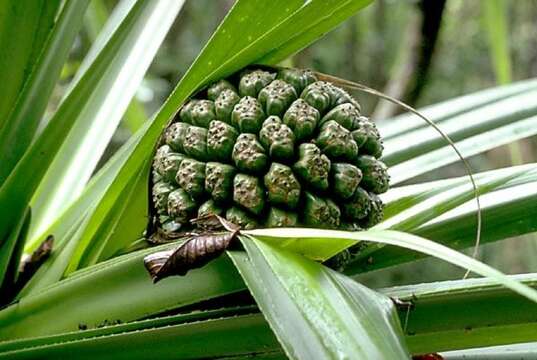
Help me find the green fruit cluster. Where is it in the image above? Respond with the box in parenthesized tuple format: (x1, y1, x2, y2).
(151, 68, 389, 235)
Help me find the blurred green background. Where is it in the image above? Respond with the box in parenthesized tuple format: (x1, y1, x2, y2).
(56, 0, 537, 288)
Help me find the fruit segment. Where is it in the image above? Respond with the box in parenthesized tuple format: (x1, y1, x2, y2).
(151, 67, 389, 235)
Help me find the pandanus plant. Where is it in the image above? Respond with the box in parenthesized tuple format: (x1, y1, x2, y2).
(1, 1, 537, 359)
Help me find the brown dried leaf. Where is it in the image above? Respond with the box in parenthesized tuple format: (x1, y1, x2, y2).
(144, 230, 238, 282)
(143, 249, 176, 280)
(16, 235, 54, 288)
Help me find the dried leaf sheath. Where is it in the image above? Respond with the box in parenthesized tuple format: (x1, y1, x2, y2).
(16, 235, 54, 289)
(144, 231, 238, 282)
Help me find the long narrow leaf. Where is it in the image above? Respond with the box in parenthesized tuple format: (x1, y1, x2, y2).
(382, 89, 537, 166)
(389, 115, 537, 184)
(418, 183, 537, 246)
(0, 0, 156, 247)
(28, 0, 182, 243)
(377, 78, 537, 139)
(5, 272, 537, 356)
(0, 241, 243, 341)
(379, 164, 534, 231)
(357, 165, 537, 271)
(257, 1, 374, 65)
(443, 343, 537, 360)
(78, 165, 148, 267)
(82, 0, 148, 134)
(230, 239, 410, 359)
(383, 273, 537, 353)
(0, 315, 278, 360)
(0, 0, 88, 184)
(0, 306, 258, 354)
(76, 0, 136, 82)
(25, 125, 146, 253)
(0, 0, 62, 134)
(245, 228, 537, 303)
(350, 184, 537, 273)
(383, 163, 537, 219)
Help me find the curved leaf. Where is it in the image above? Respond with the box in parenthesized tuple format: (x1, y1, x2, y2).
(377, 78, 537, 139)
(354, 182, 537, 273)
(382, 89, 537, 166)
(379, 164, 534, 231)
(0, 0, 62, 135)
(384, 273, 537, 353)
(0, 315, 278, 360)
(25, 126, 145, 254)
(383, 163, 537, 220)
(0, 242, 243, 341)
(0, 0, 87, 184)
(28, 0, 183, 244)
(230, 239, 410, 359)
(245, 228, 537, 303)
(0, 0, 178, 249)
(389, 115, 537, 184)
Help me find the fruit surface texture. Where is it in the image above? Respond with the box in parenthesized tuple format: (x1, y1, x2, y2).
(151, 68, 389, 235)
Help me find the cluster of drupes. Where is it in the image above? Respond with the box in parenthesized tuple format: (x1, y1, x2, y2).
(151, 68, 389, 235)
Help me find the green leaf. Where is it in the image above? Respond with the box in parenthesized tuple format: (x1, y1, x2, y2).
(383, 273, 537, 353)
(418, 182, 537, 245)
(83, 0, 109, 40)
(377, 78, 537, 140)
(383, 163, 537, 220)
(256, 0, 374, 65)
(379, 163, 534, 232)
(443, 343, 537, 359)
(382, 88, 537, 167)
(83, 0, 148, 134)
(389, 115, 537, 184)
(352, 184, 537, 274)
(0, 306, 260, 354)
(230, 238, 410, 359)
(0, 242, 244, 341)
(0, 0, 88, 184)
(25, 127, 145, 254)
(20, 131, 145, 296)
(483, 0, 512, 85)
(6, 273, 537, 356)
(0, 0, 150, 246)
(241, 229, 351, 261)
(77, 0, 136, 77)
(0, 0, 61, 135)
(246, 228, 537, 304)
(28, 0, 182, 244)
(77, 165, 148, 267)
(64, 157, 152, 273)
(0, 314, 279, 359)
